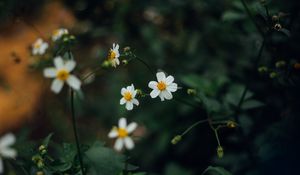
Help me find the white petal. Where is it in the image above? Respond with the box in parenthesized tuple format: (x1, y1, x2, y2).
(66, 75, 81, 90)
(115, 44, 119, 50)
(43, 68, 57, 78)
(167, 83, 178, 92)
(0, 133, 16, 148)
(108, 130, 118, 138)
(159, 93, 165, 101)
(114, 138, 124, 151)
(125, 101, 133, 110)
(156, 72, 166, 82)
(121, 88, 127, 95)
(161, 90, 173, 100)
(65, 60, 76, 72)
(165, 75, 174, 85)
(54, 56, 64, 69)
(120, 98, 126, 105)
(0, 158, 3, 174)
(115, 58, 120, 65)
(1, 148, 17, 158)
(32, 49, 38, 55)
(113, 43, 116, 49)
(51, 79, 64, 94)
(126, 122, 137, 133)
(124, 137, 134, 150)
(119, 118, 127, 128)
(150, 89, 160, 98)
(148, 81, 158, 89)
(132, 98, 139, 106)
(132, 90, 137, 97)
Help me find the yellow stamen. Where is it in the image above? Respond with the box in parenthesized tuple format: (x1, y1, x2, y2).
(157, 81, 166, 91)
(118, 128, 128, 138)
(108, 49, 116, 60)
(56, 69, 69, 81)
(34, 42, 41, 49)
(123, 92, 132, 101)
(53, 30, 60, 37)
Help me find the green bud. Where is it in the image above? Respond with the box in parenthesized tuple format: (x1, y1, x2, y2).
(38, 145, 46, 151)
(102, 60, 111, 68)
(258, 66, 268, 73)
(275, 60, 286, 68)
(37, 159, 44, 168)
(123, 46, 131, 52)
(171, 135, 182, 145)
(36, 171, 44, 175)
(226, 120, 237, 128)
(274, 23, 282, 31)
(32, 155, 41, 163)
(69, 35, 76, 40)
(217, 146, 224, 158)
(136, 89, 143, 96)
(269, 72, 278, 79)
(122, 59, 129, 65)
(187, 89, 197, 96)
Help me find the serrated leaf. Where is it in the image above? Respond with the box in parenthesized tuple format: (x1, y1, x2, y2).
(202, 166, 232, 175)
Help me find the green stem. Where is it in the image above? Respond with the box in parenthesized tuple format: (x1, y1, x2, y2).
(240, 0, 264, 36)
(82, 66, 103, 81)
(70, 90, 85, 175)
(134, 56, 156, 77)
(181, 119, 209, 136)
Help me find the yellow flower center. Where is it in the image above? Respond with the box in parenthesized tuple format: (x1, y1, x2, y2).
(108, 49, 116, 60)
(56, 69, 69, 81)
(123, 92, 132, 101)
(118, 128, 128, 138)
(53, 30, 60, 37)
(34, 42, 41, 49)
(157, 81, 166, 91)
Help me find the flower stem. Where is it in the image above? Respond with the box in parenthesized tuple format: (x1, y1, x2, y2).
(70, 90, 85, 175)
(180, 119, 209, 137)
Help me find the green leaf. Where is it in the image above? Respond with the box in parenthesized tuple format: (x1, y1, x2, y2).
(202, 166, 232, 175)
(42, 133, 54, 147)
(85, 142, 125, 175)
(61, 143, 77, 163)
(222, 11, 245, 21)
(241, 100, 264, 110)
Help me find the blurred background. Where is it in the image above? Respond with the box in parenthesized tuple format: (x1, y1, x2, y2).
(0, 0, 300, 174)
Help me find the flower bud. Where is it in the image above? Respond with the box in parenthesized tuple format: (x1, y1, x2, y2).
(36, 171, 44, 175)
(272, 15, 279, 22)
(275, 61, 286, 68)
(123, 46, 131, 52)
(102, 60, 111, 68)
(122, 59, 129, 65)
(37, 160, 44, 168)
(274, 23, 282, 31)
(269, 72, 278, 79)
(294, 63, 300, 69)
(171, 135, 182, 145)
(226, 120, 237, 128)
(187, 89, 197, 96)
(217, 146, 224, 158)
(258, 66, 268, 73)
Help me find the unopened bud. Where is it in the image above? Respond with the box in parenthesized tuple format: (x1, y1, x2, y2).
(171, 135, 182, 145)
(272, 15, 279, 22)
(102, 60, 111, 68)
(136, 89, 143, 96)
(274, 23, 282, 31)
(36, 171, 44, 175)
(217, 146, 224, 158)
(258, 66, 268, 73)
(275, 61, 286, 68)
(294, 63, 300, 69)
(227, 120, 237, 128)
(123, 46, 131, 52)
(269, 72, 278, 79)
(187, 89, 197, 95)
(37, 160, 44, 168)
(122, 59, 128, 65)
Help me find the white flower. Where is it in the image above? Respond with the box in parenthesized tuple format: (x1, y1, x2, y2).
(32, 38, 49, 55)
(107, 43, 120, 68)
(0, 133, 17, 174)
(148, 72, 178, 101)
(108, 118, 137, 151)
(43, 56, 81, 94)
(120, 84, 139, 110)
(52, 28, 69, 41)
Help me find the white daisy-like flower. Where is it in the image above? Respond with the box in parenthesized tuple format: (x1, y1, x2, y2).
(120, 84, 139, 110)
(0, 133, 17, 174)
(148, 72, 178, 101)
(43, 56, 81, 94)
(107, 43, 120, 68)
(52, 28, 69, 41)
(32, 38, 49, 55)
(108, 118, 137, 151)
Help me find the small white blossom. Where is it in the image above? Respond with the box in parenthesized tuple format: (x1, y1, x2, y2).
(52, 28, 69, 41)
(108, 118, 137, 151)
(148, 72, 178, 101)
(0, 133, 17, 173)
(120, 84, 139, 110)
(43, 56, 81, 94)
(107, 43, 120, 67)
(32, 38, 48, 55)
